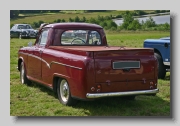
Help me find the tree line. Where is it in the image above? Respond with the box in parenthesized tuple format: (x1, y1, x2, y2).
(10, 10, 170, 31)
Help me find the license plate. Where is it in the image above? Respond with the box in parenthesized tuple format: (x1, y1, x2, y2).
(113, 61, 140, 69)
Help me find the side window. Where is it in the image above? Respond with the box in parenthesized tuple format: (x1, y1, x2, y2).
(88, 31, 101, 45)
(26, 25, 30, 29)
(38, 29, 49, 46)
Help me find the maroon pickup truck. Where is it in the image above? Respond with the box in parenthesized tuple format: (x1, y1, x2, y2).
(17, 22, 159, 106)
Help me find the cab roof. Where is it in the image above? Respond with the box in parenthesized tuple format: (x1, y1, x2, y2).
(44, 22, 103, 29)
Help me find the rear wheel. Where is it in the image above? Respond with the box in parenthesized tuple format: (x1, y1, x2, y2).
(155, 53, 166, 79)
(57, 79, 77, 106)
(20, 62, 31, 85)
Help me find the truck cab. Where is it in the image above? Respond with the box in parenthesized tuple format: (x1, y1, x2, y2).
(144, 37, 170, 79)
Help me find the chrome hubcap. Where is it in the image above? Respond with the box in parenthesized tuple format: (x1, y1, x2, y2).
(60, 80, 69, 102)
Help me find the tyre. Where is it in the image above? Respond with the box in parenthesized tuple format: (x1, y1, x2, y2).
(154, 53, 166, 79)
(19, 33, 22, 39)
(57, 79, 77, 106)
(20, 62, 31, 85)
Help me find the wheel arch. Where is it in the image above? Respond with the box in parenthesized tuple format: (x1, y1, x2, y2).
(18, 57, 24, 71)
(154, 48, 162, 57)
(52, 74, 70, 94)
(18, 57, 28, 75)
(52, 76, 61, 93)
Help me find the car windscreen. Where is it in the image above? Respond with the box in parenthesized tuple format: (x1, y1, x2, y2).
(17, 25, 32, 29)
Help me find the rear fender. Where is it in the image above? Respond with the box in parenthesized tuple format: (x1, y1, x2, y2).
(18, 57, 25, 71)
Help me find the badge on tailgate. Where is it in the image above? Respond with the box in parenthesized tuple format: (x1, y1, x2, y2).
(113, 61, 140, 69)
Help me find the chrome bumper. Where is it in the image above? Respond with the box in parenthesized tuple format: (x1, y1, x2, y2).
(86, 89, 159, 98)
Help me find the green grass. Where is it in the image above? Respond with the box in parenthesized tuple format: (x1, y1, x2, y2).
(106, 31, 170, 47)
(11, 11, 116, 26)
(10, 31, 170, 116)
(10, 10, 159, 27)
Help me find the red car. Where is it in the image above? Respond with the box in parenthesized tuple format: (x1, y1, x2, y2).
(17, 22, 159, 106)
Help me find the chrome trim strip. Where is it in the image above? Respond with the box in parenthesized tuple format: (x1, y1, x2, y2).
(19, 52, 82, 70)
(164, 62, 170, 66)
(28, 54, 50, 68)
(28, 53, 41, 60)
(18, 52, 26, 55)
(50, 61, 82, 70)
(86, 89, 159, 98)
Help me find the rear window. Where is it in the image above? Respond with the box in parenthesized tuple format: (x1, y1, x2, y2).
(61, 30, 102, 46)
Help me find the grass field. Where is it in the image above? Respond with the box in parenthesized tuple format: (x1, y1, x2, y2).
(10, 31, 170, 116)
(11, 10, 158, 27)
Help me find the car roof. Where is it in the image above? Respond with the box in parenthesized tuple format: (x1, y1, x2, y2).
(44, 22, 103, 29)
(15, 24, 31, 26)
(160, 37, 170, 40)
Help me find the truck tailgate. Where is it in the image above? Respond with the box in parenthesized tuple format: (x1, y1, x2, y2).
(93, 48, 156, 83)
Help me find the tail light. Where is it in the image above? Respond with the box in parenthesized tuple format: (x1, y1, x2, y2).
(96, 84, 101, 92)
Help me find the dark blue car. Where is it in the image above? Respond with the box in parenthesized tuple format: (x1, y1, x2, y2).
(144, 37, 170, 79)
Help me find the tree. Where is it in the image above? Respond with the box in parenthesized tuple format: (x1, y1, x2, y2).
(144, 17, 156, 28)
(49, 10, 60, 13)
(32, 22, 39, 28)
(97, 15, 104, 22)
(163, 23, 170, 30)
(81, 17, 86, 22)
(69, 18, 74, 22)
(74, 16, 80, 22)
(127, 19, 141, 30)
(61, 19, 65, 22)
(121, 11, 134, 29)
(88, 17, 97, 24)
(155, 10, 161, 13)
(57, 19, 62, 23)
(134, 10, 147, 16)
(38, 20, 44, 25)
(99, 22, 107, 28)
(106, 20, 117, 29)
(10, 10, 19, 19)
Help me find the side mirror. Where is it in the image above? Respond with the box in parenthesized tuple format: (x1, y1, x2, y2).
(28, 42, 33, 47)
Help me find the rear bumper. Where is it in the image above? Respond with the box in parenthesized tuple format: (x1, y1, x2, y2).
(86, 88, 159, 98)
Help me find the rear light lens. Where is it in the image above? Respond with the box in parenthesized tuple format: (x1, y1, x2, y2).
(91, 84, 102, 92)
(97, 89, 101, 92)
(96, 84, 101, 92)
(91, 87, 95, 91)
(150, 81, 154, 85)
(150, 81, 154, 89)
(97, 84, 101, 89)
